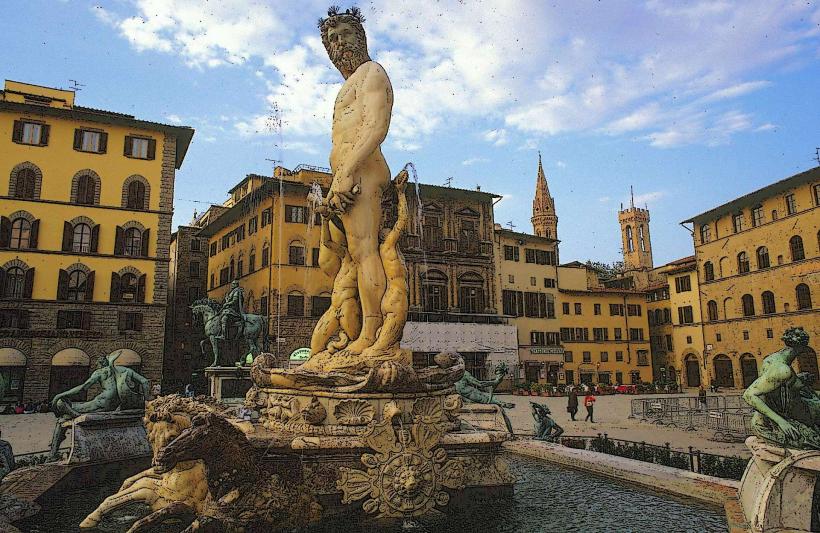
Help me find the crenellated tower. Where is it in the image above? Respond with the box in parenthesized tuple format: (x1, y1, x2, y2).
(531, 153, 558, 239)
(619, 186, 654, 271)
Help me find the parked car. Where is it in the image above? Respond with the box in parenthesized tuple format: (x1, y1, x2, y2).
(615, 384, 637, 394)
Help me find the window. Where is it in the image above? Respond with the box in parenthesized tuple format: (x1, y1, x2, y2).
(616, 351, 624, 362)
(762, 291, 775, 314)
(187, 287, 201, 304)
(219, 267, 229, 286)
(546, 332, 560, 345)
(124, 228, 142, 257)
(209, 242, 217, 257)
(458, 219, 479, 254)
(629, 328, 644, 341)
(732, 212, 744, 233)
(704, 261, 714, 281)
(524, 292, 547, 318)
(609, 304, 624, 316)
(674, 276, 691, 293)
(677, 306, 694, 324)
(261, 243, 270, 267)
(785, 193, 796, 215)
(767, 329, 774, 339)
(502, 290, 522, 316)
(210, 273, 215, 289)
(751, 205, 764, 227)
(639, 225, 647, 252)
(261, 208, 272, 227)
(13, 120, 48, 146)
(790, 235, 805, 261)
(125, 136, 155, 159)
(737, 252, 750, 274)
(9, 218, 31, 249)
(13, 168, 36, 199)
(574, 303, 582, 315)
(503, 245, 519, 261)
(700, 224, 711, 244)
(57, 310, 90, 330)
(614, 328, 622, 340)
(189, 261, 200, 277)
(594, 304, 601, 315)
(707, 300, 718, 321)
(4, 267, 25, 299)
(422, 213, 443, 251)
(665, 335, 673, 351)
(743, 331, 750, 341)
(74, 129, 106, 153)
(815, 184, 820, 206)
(600, 351, 609, 362)
(637, 351, 649, 366)
(126, 180, 146, 209)
(67, 270, 88, 301)
(531, 331, 546, 346)
(287, 293, 304, 316)
(583, 351, 591, 363)
(530, 277, 536, 286)
(248, 216, 258, 234)
(459, 283, 484, 314)
(312, 295, 331, 317)
(627, 304, 642, 316)
(741, 294, 755, 317)
(118, 311, 142, 332)
(564, 351, 573, 363)
(796, 284, 812, 310)
(289, 245, 306, 266)
(190, 238, 201, 252)
(593, 328, 608, 341)
(757, 247, 770, 269)
(76, 174, 97, 205)
(625, 226, 634, 252)
(260, 295, 269, 315)
(221, 235, 230, 250)
(0, 309, 27, 329)
(312, 247, 320, 266)
(236, 258, 244, 278)
(423, 276, 448, 312)
(120, 273, 138, 302)
(72, 223, 92, 253)
(249, 250, 256, 273)
(562, 302, 570, 315)
(285, 205, 307, 224)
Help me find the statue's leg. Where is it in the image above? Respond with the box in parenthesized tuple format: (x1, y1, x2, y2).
(127, 501, 196, 533)
(49, 420, 68, 460)
(552, 423, 564, 441)
(210, 337, 220, 367)
(80, 482, 161, 528)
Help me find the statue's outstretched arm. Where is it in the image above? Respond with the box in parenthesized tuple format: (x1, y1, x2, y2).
(54, 372, 100, 401)
(382, 171, 409, 250)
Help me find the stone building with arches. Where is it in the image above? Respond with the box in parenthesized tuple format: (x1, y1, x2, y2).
(0, 80, 193, 404)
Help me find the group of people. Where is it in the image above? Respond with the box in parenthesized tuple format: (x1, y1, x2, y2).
(1, 399, 48, 415)
(566, 386, 597, 423)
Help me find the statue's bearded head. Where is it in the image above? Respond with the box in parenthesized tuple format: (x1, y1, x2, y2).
(319, 7, 370, 78)
(783, 327, 810, 348)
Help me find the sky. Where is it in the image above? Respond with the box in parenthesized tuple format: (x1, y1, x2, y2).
(2, 0, 819, 266)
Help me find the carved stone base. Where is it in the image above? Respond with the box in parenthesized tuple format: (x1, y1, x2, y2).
(739, 436, 820, 532)
(205, 365, 252, 404)
(63, 411, 151, 464)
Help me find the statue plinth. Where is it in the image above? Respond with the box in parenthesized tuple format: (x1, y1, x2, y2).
(739, 436, 820, 532)
(61, 410, 150, 464)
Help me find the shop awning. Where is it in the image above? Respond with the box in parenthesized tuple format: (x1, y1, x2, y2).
(52, 348, 90, 367)
(110, 349, 141, 366)
(0, 348, 26, 366)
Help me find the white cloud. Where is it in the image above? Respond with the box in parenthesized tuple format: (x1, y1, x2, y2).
(700, 80, 771, 102)
(165, 114, 182, 124)
(518, 138, 538, 151)
(393, 140, 421, 152)
(482, 129, 508, 146)
(555, 160, 567, 168)
(754, 123, 777, 132)
(598, 196, 610, 203)
(629, 191, 667, 206)
(462, 157, 489, 166)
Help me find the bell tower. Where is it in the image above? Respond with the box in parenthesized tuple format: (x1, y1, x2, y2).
(619, 187, 653, 271)
(531, 153, 558, 239)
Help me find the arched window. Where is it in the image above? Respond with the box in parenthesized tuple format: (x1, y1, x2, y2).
(13, 168, 36, 199)
(723, 297, 734, 319)
(756, 247, 770, 269)
(9, 218, 31, 249)
(700, 224, 711, 244)
(422, 270, 448, 313)
(762, 291, 776, 314)
(737, 251, 750, 274)
(796, 284, 812, 310)
(249, 247, 256, 272)
(125, 180, 146, 210)
(229, 257, 235, 280)
(261, 242, 270, 267)
(288, 243, 306, 266)
(458, 272, 485, 314)
(287, 291, 305, 316)
(67, 270, 88, 301)
(72, 223, 92, 253)
(741, 294, 755, 317)
(4, 267, 25, 299)
(663, 308, 671, 324)
(654, 309, 663, 325)
(76, 174, 97, 205)
(124, 228, 142, 257)
(639, 225, 647, 252)
(790, 235, 805, 261)
(703, 261, 714, 281)
(625, 226, 634, 253)
(707, 300, 718, 321)
(120, 273, 138, 302)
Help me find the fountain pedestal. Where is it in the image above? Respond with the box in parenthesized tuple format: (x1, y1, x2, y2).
(63, 410, 150, 464)
(739, 436, 820, 532)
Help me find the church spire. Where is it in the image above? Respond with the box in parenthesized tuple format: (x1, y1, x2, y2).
(531, 152, 558, 239)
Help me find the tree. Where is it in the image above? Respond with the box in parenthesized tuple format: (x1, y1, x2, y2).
(585, 260, 625, 280)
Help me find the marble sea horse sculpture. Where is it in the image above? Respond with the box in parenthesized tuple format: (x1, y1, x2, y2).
(743, 327, 820, 450)
(251, 7, 465, 393)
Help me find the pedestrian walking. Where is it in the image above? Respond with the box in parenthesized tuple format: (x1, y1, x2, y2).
(584, 392, 596, 422)
(567, 386, 579, 421)
(698, 385, 707, 409)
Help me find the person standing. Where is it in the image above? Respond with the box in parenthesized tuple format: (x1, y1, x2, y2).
(567, 386, 579, 421)
(698, 385, 707, 409)
(584, 392, 596, 422)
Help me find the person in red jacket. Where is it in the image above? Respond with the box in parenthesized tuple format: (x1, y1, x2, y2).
(584, 393, 596, 422)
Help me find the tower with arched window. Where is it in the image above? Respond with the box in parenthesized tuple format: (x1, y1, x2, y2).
(618, 187, 654, 272)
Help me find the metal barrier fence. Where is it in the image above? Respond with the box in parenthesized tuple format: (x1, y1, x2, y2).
(628, 395, 753, 442)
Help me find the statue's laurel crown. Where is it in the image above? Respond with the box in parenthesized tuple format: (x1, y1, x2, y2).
(318, 5, 365, 29)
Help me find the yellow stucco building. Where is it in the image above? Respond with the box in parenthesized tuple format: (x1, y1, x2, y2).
(683, 167, 819, 389)
(0, 80, 193, 404)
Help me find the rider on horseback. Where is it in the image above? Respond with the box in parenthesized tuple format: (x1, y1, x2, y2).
(215, 280, 244, 340)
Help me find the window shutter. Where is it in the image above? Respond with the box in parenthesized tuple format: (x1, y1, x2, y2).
(12, 120, 23, 142)
(147, 138, 156, 160)
(23, 267, 34, 298)
(57, 269, 69, 300)
(73, 129, 83, 150)
(99, 132, 108, 153)
(124, 135, 133, 156)
(114, 226, 125, 255)
(39, 124, 50, 146)
(81, 311, 91, 330)
(29, 219, 39, 249)
(135, 312, 143, 331)
(84, 271, 95, 302)
(56, 310, 66, 329)
(19, 310, 29, 330)
(516, 291, 524, 317)
(141, 228, 150, 257)
(62, 221, 73, 251)
(137, 274, 146, 303)
(0, 217, 10, 248)
(110, 272, 121, 302)
(90, 224, 100, 253)
(0, 269, 5, 298)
